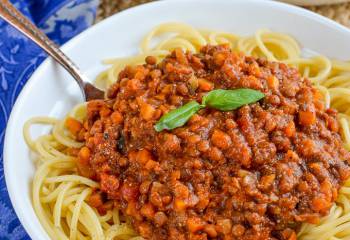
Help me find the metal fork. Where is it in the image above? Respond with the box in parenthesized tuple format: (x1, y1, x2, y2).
(0, 0, 105, 101)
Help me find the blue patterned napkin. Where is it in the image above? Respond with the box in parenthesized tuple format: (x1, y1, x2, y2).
(0, 0, 98, 238)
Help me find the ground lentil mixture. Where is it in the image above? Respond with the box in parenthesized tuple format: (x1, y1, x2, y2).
(67, 45, 350, 240)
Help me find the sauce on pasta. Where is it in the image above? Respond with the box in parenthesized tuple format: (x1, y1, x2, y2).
(24, 23, 350, 240)
(70, 45, 350, 240)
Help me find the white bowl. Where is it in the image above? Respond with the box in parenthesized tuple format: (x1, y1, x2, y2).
(4, 0, 350, 239)
(280, 0, 350, 6)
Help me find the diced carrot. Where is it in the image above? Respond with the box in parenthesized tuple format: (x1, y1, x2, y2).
(161, 85, 173, 95)
(127, 78, 142, 91)
(259, 174, 275, 191)
(216, 219, 232, 234)
(192, 159, 202, 169)
(251, 65, 262, 78)
(100, 162, 111, 173)
(328, 117, 339, 132)
(281, 229, 297, 240)
(297, 181, 309, 192)
(127, 151, 138, 163)
(284, 121, 295, 137)
(301, 139, 316, 157)
(211, 129, 232, 150)
(313, 89, 323, 101)
(285, 150, 299, 162)
(174, 182, 190, 198)
(136, 149, 153, 164)
(77, 163, 94, 179)
(267, 76, 279, 91)
(155, 93, 166, 101)
(299, 110, 316, 126)
(320, 179, 332, 200)
(163, 133, 181, 153)
(198, 78, 214, 91)
(295, 214, 320, 224)
(165, 63, 175, 73)
(314, 100, 324, 111)
(311, 197, 331, 212)
(82, 120, 89, 130)
(134, 66, 149, 80)
(232, 224, 245, 237)
(145, 160, 159, 170)
(187, 217, 205, 233)
(78, 147, 91, 165)
(174, 198, 187, 212)
(65, 117, 82, 136)
(153, 109, 162, 120)
(171, 170, 181, 182)
(134, 72, 145, 80)
(332, 188, 338, 201)
(140, 103, 155, 121)
(207, 147, 224, 162)
(175, 48, 188, 65)
(213, 52, 226, 66)
(191, 55, 204, 69)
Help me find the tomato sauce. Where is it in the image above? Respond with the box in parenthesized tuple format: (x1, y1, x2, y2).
(69, 45, 350, 239)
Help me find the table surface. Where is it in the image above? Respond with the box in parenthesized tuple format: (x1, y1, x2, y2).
(97, 0, 350, 28)
(0, 1, 348, 239)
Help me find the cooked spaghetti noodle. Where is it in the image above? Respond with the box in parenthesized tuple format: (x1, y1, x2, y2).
(26, 23, 350, 239)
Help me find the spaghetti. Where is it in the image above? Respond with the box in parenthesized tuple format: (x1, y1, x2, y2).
(25, 23, 350, 239)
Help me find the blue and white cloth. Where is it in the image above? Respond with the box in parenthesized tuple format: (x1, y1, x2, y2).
(0, 0, 98, 238)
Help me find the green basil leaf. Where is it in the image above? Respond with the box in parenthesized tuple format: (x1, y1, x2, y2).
(202, 89, 264, 111)
(154, 101, 203, 132)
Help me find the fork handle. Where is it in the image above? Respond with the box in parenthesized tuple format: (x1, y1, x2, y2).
(0, 0, 87, 94)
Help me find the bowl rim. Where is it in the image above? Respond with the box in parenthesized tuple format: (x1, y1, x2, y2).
(4, 0, 350, 239)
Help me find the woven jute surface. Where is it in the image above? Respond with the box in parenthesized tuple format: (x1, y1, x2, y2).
(97, 0, 350, 27)
(308, 2, 350, 27)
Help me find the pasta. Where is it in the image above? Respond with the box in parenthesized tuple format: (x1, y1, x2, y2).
(25, 23, 350, 240)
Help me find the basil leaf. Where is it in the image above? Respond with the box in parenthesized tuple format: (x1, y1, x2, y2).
(154, 88, 264, 132)
(202, 89, 264, 111)
(154, 101, 203, 132)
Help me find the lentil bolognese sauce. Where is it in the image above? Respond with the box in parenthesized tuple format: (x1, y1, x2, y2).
(67, 44, 350, 240)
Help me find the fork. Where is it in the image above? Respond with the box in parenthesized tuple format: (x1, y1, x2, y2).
(0, 0, 105, 101)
